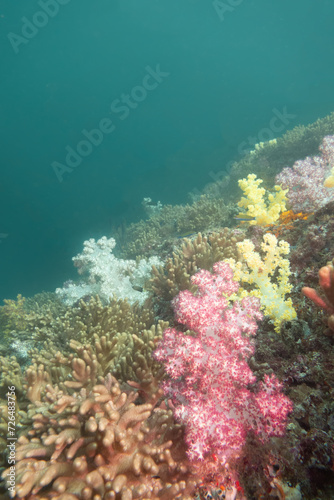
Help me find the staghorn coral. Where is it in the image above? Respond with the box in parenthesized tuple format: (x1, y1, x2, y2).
(0, 293, 67, 361)
(0, 356, 24, 400)
(175, 195, 229, 235)
(3, 369, 199, 500)
(14, 294, 157, 361)
(45, 295, 155, 346)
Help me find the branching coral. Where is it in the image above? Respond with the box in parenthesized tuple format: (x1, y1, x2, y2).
(121, 196, 229, 259)
(0, 356, 24, 400)
(3, 373, 199, 499)
(1, 291, 199, 499)
(0, 294, 27, 340)
(149, 229, 244, 311)
(26, 296, 168, 395)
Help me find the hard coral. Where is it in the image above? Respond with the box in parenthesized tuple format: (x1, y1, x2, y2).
(26, 296, 168, 397)
(3, 373, 199, 499)
(149, 229, 244, 318)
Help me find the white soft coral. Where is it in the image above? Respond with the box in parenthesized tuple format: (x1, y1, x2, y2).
(56, 236, 162, 305)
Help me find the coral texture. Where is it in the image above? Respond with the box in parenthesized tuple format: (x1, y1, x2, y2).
(3, 373, 199, 499)
(26, 296, 168, 397)
(120, 195, 229, 259)
(2, 323, 201, 500)
(154, 262, 293, 465)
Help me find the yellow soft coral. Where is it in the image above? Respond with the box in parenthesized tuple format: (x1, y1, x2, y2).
(324, 168, 334, 188)
(237, 174, 288, 225)
(226, 233, 296, 332)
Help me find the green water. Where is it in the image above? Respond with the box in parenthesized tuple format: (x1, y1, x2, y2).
(1, 0, 334, 299)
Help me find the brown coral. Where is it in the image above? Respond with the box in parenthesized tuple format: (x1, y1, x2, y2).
(120, 196, 229, 260)
(149, 229, 244, 317)
(3, 372, 199, 499)
(27, 297, 168, 395)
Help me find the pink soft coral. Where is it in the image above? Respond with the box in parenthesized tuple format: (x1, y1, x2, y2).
(154, 262, 292, 463)
(275, 135, 334, 212)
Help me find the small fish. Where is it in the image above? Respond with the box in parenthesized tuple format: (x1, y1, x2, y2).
(176, 232, 196, 239)
(132, 285, 144, 292)
(233, 214, 256, 222)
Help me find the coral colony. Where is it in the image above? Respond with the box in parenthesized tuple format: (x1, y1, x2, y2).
(154, 263, 292, 463)
(3, 121, 334, 499)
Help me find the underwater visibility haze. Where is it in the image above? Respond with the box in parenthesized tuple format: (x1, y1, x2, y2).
(2, 1, 334, 499)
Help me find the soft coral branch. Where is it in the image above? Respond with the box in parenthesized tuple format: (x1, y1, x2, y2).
(154, 262, 292, 465)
